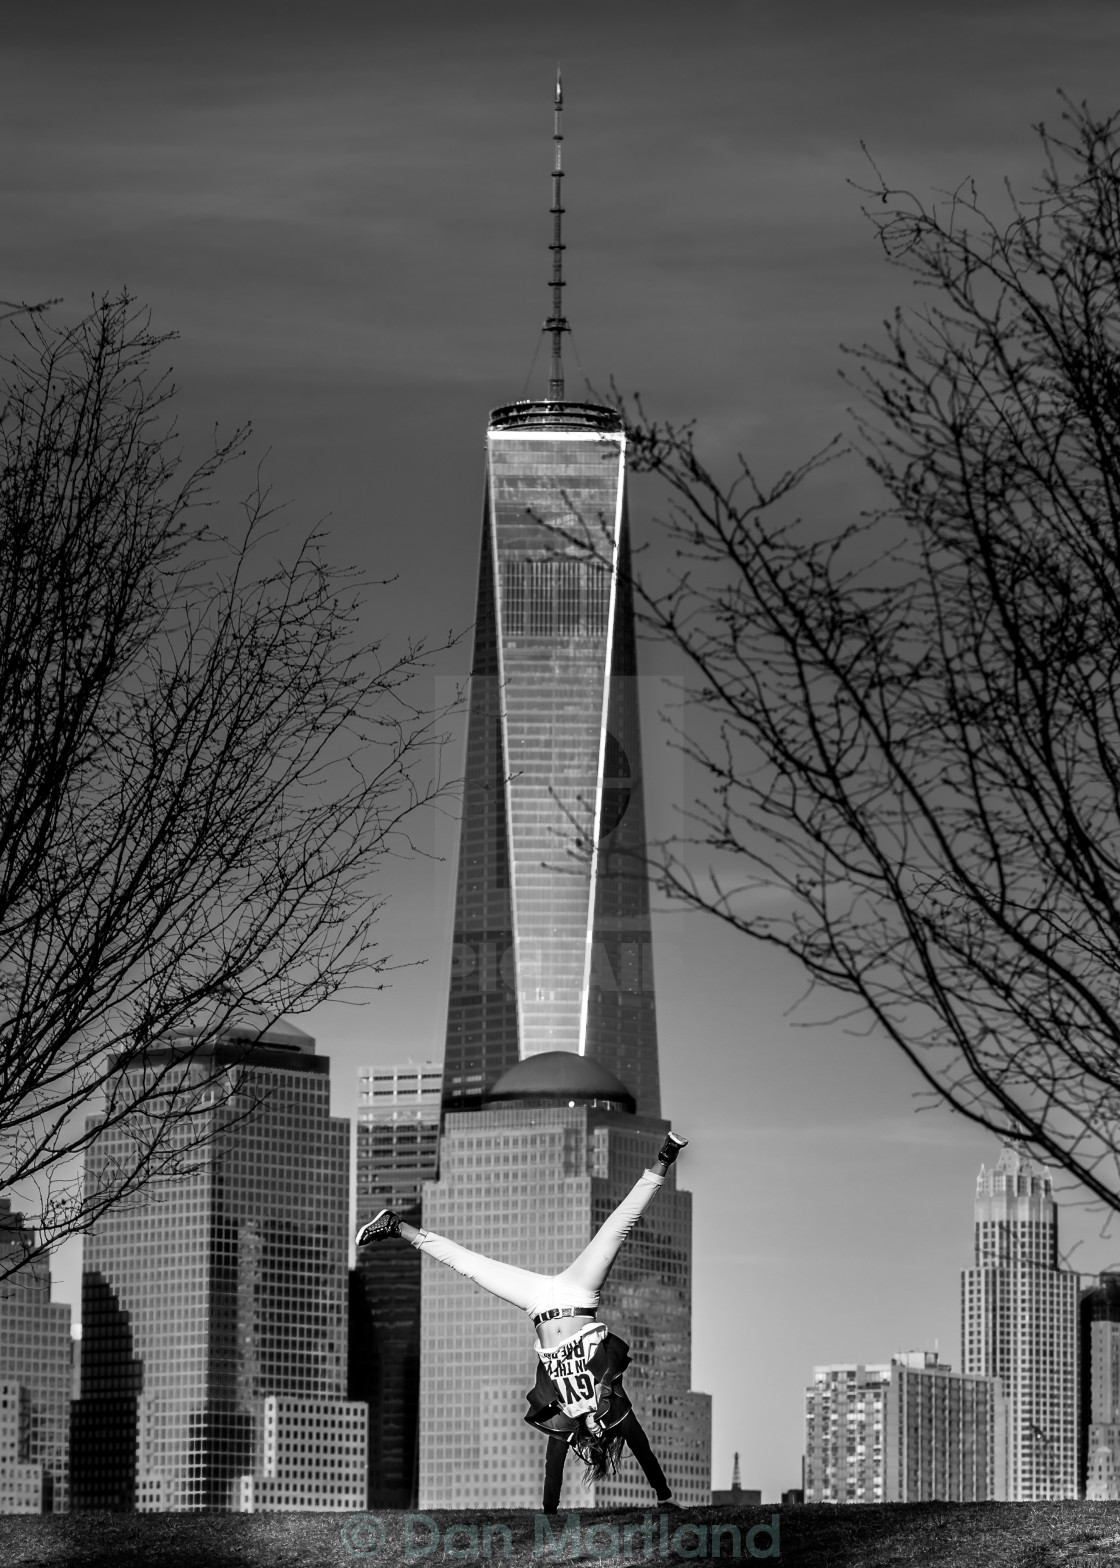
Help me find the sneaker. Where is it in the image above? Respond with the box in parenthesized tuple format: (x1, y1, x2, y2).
(354, 1210, 401, 1246)
(658, 1497, 682, 1511)
(657, 1132, 688, 1165)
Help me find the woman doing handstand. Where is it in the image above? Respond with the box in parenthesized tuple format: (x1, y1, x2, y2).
(355, 1130, 688, 1513)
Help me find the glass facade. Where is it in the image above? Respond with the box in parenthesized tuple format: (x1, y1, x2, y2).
(0, 1385, 42, 1513)
(352, 1063, 443, 1507)
(356, 1065, 443, 1218)
(490, 429, 623, 1062)
(70, 1025, 365, 1512)
(0, 1201, 72, 1512)
(418, 1105, 710, 1511)
(443, 403, 661, 1119)
(961, 1142, 1079, 1500)
(235, 1396, 367, 1512)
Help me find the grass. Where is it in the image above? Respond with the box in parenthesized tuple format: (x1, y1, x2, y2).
(3, 1501, 1120, 1567)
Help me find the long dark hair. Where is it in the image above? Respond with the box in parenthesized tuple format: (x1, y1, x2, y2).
(572, 1427, 626, 1486)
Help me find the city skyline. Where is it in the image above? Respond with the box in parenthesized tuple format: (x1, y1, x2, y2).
(9, 2, 1120, 1501)
(7, 1048, 1118, 1510)
(803, 1139, 1087, 1505)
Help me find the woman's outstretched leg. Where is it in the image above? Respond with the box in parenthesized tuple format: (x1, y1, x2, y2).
(411, 1228, 550, 1313)
(555, 1132, 687, 1299)
(356, 1211, 548, 1314)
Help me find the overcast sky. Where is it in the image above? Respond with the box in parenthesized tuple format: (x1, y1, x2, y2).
(8, 0, 1120, 1502)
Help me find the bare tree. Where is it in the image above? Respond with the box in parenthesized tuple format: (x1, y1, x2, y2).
(0, 293, 454, 1274)
(0, 298, 61, 324)
(602, 100, 1120, 1211)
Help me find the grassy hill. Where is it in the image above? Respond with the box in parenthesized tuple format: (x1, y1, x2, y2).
(2, 1501, 1120, 1567)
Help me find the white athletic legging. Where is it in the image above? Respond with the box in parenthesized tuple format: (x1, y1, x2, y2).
(411, 1168, 665, 1321)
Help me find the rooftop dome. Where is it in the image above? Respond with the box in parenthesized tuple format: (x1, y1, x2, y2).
(170, 1013, 316, 1053)
(485, 1051, 635, 1113)
(222, 1018, 315, 1052)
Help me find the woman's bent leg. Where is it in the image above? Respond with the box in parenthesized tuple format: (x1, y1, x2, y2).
(616, 1411, 672, 1501)
(542, 1435, 569, 1513)
(411, 1229, 548, 1314)
(555, 1170, 664, 1297)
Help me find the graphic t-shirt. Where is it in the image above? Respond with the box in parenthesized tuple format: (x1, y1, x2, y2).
(536, 1322, 607, 1418)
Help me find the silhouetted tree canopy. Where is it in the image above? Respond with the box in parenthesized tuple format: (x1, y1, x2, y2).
(0, 294, 452, 1273)
(621, 99, 1120, 1213)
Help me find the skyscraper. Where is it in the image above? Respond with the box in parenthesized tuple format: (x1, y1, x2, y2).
(352, 1061, 442, 1506)
(413, 79, 710, 1510)
(356, 1063, 443, 1219)
(442, 78, 659, 1122)
(961, 1140, 1079, 1500)
(0, 1201, 72, 1512)
(70, 1018, 366, 1513)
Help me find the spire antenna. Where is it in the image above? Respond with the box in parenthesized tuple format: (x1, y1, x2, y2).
(545, 67, 569, 402)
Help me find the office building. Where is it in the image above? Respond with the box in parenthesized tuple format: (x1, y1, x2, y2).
(804, 1352, 1005, 1503)
(441, 391, 660, 1118)
(356, 1064, 442, 1217)
(352, 1062, 442, 1507)
(0, 1200, 72, 1512)
(70, 1017, 366, 1512)
(1081, 1275, 1120, 1499)
(0, 1385, 41, 1514)
(883, 1351, 1006, 1501)
(236, 1396, 366, 1513)
(418, 1054, 710, 1511)
(961, 1140, 1079, 1500)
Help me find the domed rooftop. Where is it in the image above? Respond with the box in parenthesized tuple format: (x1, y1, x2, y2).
(170, 1012, 316, 1054)
(485, 1051, 634, 1113)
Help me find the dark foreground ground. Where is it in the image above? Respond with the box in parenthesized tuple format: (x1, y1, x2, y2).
(2, 1502, 1120, 1568)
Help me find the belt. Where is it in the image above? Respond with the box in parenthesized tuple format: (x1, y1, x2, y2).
(532, 1306, 589, 1328)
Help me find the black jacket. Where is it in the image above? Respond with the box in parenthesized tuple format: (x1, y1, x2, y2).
(524, 1330, 633, 1439)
